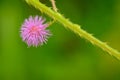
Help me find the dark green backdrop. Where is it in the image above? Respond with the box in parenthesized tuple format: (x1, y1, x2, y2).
(0, 0, 120, 80)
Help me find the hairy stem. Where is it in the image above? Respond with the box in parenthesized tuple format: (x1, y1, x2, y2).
(25, 0, 120, 60)
(50, 0, 58, 12)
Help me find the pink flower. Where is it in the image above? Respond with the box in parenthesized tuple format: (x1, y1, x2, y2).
(20, 16, 51, 47)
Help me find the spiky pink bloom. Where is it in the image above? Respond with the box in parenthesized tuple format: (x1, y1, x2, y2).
(21, 16, 51, 47)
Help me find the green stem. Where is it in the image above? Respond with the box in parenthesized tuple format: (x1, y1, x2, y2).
(25, 0, 120, 60)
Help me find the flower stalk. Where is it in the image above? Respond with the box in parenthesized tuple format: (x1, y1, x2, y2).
(50, 0, 58, 12)
(25, 0, 120, 60)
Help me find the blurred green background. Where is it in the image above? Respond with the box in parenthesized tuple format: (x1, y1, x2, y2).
(0, 0, 120, 80)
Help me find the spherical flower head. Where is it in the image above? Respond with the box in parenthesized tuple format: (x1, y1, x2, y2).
(20, 16, 51, 47)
